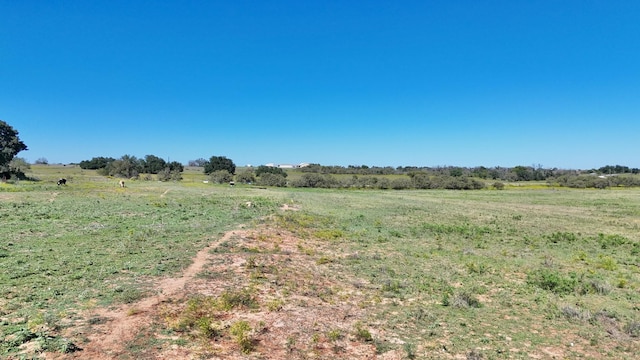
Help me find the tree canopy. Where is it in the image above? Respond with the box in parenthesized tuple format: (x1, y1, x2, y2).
(204, 156, 236, 175)
(0, 120, 28, 178)
(255, 165, 288, 178)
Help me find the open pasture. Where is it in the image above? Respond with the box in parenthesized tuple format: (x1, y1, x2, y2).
(1, 166, 639, 359)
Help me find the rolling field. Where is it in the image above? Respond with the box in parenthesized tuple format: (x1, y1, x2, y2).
(1, 166, 639, 359)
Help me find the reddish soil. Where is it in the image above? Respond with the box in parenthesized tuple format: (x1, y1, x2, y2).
(42, 206, 403, 359)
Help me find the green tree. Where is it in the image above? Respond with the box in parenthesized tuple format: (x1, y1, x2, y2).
(204, 156, 236, 175)
(449, 167, 464, 177)
(0, 120, 28, 178)
(167, 161, 184, 173)
(100, 155, 141, 178)
(141, 155, 167, 174)
(512, 166, 533, 181)
(79, 156, 116, 169)
(9, 157, 30, 177)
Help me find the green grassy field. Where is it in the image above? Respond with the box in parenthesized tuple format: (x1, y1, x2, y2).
(1, 165, 639, 358)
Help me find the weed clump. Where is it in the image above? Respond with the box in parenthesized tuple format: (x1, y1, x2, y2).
(561, 305, 592, 322)
(545, 232, 578, 244)
(527, 268, 578, 295)
(596, 233, 628, 249)
(625, 321, 640, 337)
(217, 288, 259, 311)
(229, 320, 253, 353)
(353, 322, 373, 342)
(452, 292, 482, 309)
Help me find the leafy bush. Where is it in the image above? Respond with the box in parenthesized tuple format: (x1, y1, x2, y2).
(545, 232, 578, 244)
(229, 320, 253, 353)
(597, 233, 628, 249)
(291, 173, 339, 188)
(256, 173, 286, 187)
(209, 170, 233, 184)
(236, 170, 255, 184)
(391, 178, 413, 189)
(625, 321, 640, 337)
(526, 268, 578, 295)
(217, 289, 258, 310)
(255, 165, 287, 178)
(157, 167, 182, 181)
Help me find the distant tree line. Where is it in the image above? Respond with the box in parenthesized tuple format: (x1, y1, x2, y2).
(48, 153, 640, 189)
(549, 174, 640, 189)
(255, 163, 640, 190)
(4, 118, 637, 190)
(79, 155, 184, 181)
(48, 150, 640, 190)
(298, 163, 639, 180)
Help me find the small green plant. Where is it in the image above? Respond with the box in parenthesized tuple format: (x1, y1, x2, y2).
(575, 251, 588, 261)
(353, 322, 373, 342)
(617, 278, 628, 288)
(245, 256, 258, 269)
(381, 279, 402, 293)
(266, 298, 284, 312)
(404, 342, 416, 359)
(316, 255, 333, 264)
(196, 317, 220, 339)
(465, 261, 489, 275)
(442, 292, 451, 307)
(327, 329, 342, 342)
(545, 232, 578, 244)
(596, 256, 617, 271)
(285, 336, 297, 353)
(229, 320, 253, 354)
(313, 229, 344, 240)
(311, 332, 320, 343)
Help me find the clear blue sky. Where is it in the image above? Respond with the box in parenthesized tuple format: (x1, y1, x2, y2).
(2, 1, 639, 169)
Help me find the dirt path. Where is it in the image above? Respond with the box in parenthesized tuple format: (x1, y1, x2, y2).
(45, 216, 402, 360)
(60, 229, 247, 360)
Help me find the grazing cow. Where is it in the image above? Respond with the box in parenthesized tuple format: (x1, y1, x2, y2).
(119, 180, 125, 188)
(57, 178, 67, 186)
(229, 181, 235, 187)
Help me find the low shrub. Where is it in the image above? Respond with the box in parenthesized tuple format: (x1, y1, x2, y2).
(526, 268, 578, 295)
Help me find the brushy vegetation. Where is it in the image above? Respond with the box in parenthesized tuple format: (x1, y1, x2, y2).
(1, 165, 639, 358)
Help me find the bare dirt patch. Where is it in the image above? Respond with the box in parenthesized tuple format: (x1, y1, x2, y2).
(46, 214, 400, 359)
